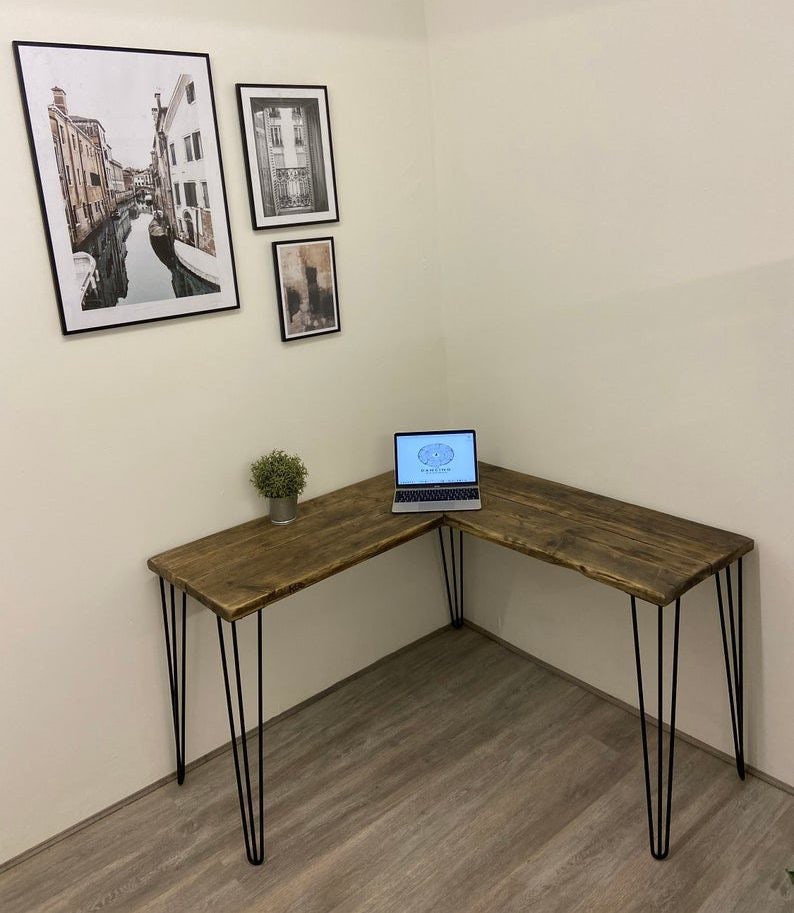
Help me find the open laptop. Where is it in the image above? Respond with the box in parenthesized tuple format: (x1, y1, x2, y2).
(392, 429, 482, 512)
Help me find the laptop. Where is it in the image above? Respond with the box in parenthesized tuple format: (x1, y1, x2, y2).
(392, 429, 482, 513)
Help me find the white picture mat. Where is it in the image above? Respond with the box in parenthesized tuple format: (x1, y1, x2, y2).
(17, 43, 237, 332)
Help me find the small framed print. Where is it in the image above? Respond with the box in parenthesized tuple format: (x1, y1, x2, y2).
(272, 237, 340, 342)
(237, 84, 339, 230)
(13, 41, 239, 335)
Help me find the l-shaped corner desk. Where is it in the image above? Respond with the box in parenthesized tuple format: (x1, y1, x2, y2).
(147, 463, 753, 865)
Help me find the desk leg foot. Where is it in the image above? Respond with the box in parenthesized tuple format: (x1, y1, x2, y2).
(439, 528, 464, 629)
(631, 596, 681, 860)
(716, 558, 745, 779)
(217, 612, 265, 866)
(159, 578, 186, 785)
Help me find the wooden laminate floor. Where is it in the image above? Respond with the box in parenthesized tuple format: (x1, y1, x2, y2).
(2, 627, 793, 913)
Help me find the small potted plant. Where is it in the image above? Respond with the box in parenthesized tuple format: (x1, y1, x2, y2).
(250, 449, 308, 525)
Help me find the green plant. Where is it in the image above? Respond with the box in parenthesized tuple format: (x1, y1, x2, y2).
(250, 449, 308, 499)
(787, 868, 794, 885)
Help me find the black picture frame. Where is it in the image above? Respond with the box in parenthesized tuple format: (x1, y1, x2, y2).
(272, 237, 341, 342)
(13, 40, 240, 335)
(236, 83, 339, 231)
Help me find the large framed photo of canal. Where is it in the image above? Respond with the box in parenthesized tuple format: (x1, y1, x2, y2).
(13, 41, 240, 335)
(236, 84, 339, 230)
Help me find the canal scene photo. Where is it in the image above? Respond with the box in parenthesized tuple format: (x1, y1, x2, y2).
(79, 199, 219, 310)
(14, 42, 239, 334)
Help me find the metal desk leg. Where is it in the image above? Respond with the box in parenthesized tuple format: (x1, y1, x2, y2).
(630, 596, 681, 860)
(216, 611, 265, 865)
(716, 557, 745, 779)
(159, 578, 186, 785)
(439, 527, 464, 629)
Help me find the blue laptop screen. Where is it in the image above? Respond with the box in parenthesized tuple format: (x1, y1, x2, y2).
(395, 431, 477, 486)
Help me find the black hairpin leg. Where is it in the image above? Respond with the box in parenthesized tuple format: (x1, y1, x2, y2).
(159, 578, 186, 785)
(631, 596, 681, 860)
(217, 611, 265, 865)
(439, 527, 464, 629)
(716, 557, 745, 779)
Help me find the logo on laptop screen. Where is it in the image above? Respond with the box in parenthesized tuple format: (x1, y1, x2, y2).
(418, 443, 454, 468)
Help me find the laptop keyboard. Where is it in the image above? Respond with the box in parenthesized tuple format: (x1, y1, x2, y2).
(395, 488, 479, 503)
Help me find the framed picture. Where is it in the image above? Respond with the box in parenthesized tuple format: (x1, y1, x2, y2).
(237, 84, 339, 230)
(272, 237, 340, 342)
(13, 41, 240, 335)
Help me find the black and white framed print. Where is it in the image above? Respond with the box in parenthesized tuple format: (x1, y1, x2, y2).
(237, 84, 339, 230)
(13, 41, 240, 335)
(272, 237, 340, 342)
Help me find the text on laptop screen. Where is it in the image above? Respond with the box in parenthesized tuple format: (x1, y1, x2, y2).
(395, 432, 477, 486)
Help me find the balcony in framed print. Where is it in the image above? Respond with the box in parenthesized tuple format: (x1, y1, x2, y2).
(237, 84, 339, 231)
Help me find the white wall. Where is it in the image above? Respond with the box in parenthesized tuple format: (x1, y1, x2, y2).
(3, 0, 793, 868)
(426, 0, 794, 784)
(0, 0, 448, 864)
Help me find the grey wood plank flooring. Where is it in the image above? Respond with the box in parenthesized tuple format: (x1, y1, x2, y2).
(2, 627, 792, 913)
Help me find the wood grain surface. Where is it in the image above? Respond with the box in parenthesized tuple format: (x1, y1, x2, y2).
(1, 629, 790, 913)
(148, 472, 442, 621)
(148, 463, 753, 620)
(449, 464, 754, 606)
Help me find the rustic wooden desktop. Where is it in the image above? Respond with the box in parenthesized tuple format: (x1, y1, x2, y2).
(148, 463, 753, 865)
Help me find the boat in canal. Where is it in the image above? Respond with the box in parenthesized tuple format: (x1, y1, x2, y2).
(148, 216, 172, 267)
(73, 251, 98, 304)
(173, 239, 220, 287)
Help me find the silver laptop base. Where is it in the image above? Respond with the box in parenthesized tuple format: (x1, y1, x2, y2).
(392, 497, 482, 513)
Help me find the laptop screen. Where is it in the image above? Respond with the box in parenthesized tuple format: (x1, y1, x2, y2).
(394, 430, 478, 487)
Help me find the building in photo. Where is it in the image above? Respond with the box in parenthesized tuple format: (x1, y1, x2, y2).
(250, 99, 328, 218)
(156, 74, 219, 286)
(109, 159, 131, 204)
(48, 87, 111, 246)
(150, 92, 176, 238)
(132, 167, 153, 198)
(70, 114, 116, 211)
(122, 166, 135, 195)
